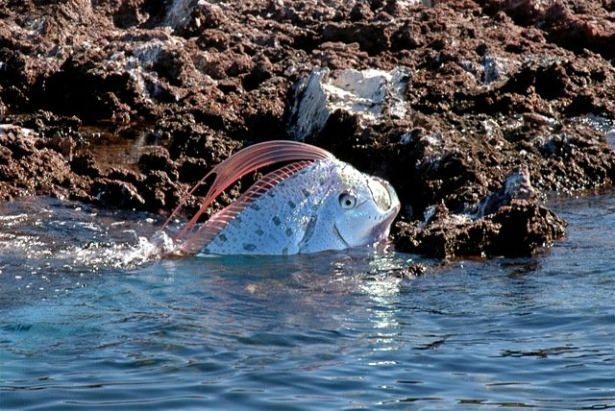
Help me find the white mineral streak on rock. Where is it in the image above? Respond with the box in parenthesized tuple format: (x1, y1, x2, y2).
(420, 204, 471, 229)
(422, 205, 437, 225)
(0, 124, 35, 137)
(289, 67, 410, 141)
(288, 70, 329, 141)
(398, 0, 433, 6)
(164, 0, 221, 30)
(132, 41, 165, 67)
(117, 38, 182, 100)
(423, 132, 444, 147)
(400, 133, 413, 145)
(124, 42, 166, 100)
(606, 129, 615, 148)
(460, 54, 516, 85)
(164, 0, 198, 29)
(472, 167, 535, 218)
(482, 55, 505, 84)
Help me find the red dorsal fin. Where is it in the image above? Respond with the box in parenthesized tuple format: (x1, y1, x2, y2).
(165, 140, 334, 255)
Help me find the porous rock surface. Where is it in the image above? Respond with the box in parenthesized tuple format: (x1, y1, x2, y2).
(0, 0, 614, 259)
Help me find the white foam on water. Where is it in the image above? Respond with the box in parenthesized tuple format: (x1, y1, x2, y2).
(0, 198, 178, 273)
(59, 230, 176, 270)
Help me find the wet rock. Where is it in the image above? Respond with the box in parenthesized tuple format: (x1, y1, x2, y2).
(106, 167, 144, 187)
(70, 153, 101, 178)
(489, 199, 567, 257)
(470, 166, 537, 217)
(395, 199, 566, 259)
(394, 162, 566, 259)
(349, 2, 374, 22)
(92, 179, 146, 209)
(178, 156, 208, 183)
(406, 262, 428, 277)
(0, 125, 87, 201)
(138, 147, 178, 180)
(137, 170, 180, 212)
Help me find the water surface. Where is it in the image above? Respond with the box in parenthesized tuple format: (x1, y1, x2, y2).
(1, 195, 614, 409)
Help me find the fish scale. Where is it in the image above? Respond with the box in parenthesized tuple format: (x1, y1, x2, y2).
(204, 161, 335, 255)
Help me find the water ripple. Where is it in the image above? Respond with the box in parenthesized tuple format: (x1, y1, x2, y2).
(0, 195, 614, 409)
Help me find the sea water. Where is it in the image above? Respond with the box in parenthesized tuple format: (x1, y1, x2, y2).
(1, 195, 614, 409)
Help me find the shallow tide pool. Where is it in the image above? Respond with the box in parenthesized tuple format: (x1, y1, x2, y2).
(1, 195, 614, 410)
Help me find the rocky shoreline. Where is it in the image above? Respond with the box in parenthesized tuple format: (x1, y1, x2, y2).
(1, 0, 614, 259)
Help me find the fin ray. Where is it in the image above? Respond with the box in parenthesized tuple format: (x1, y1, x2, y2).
(179, 161, 313, 254)
(166, 140, 333, 255)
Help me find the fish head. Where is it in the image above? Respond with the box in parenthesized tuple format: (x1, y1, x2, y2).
(321, 161, 400, 248)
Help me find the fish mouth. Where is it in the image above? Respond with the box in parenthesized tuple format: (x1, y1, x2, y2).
(368, 177, 400, 213)
(365, 177, 401, 242)
(372, 185, 401, 242)
(371, 206, 400, 242)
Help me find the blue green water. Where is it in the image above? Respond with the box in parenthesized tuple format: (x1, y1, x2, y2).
(1, 195, 614, 410)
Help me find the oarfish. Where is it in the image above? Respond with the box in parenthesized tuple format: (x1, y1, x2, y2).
(166, 141, 400, 255)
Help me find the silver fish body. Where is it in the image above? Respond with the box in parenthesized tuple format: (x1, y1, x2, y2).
(201, 158, 400, 255)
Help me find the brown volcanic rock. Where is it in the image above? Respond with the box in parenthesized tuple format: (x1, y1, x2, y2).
(394, 197, 567, 260)
(0, 125, 89, 201)
(0, 0, 613, 259)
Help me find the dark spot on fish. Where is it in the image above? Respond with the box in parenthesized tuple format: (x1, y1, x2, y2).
(302, 188, 311, 198)
(255, 229, 264, 236)
(249, 203, 261, 211)
(319, 177, 326, 185)
(243, 243, 257, 251)
(285, 228, 293, 237)
(282, 247, 288, 255)
(272, 216, 281, 226)
(235, 216, 242, 224)
(267, 191, 276, 198)
(219, 234, 228, 242)
(288, 200, 296, 209)
(202, 248, 210, 254)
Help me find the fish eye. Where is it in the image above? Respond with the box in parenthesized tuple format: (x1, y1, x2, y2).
(338, 192, 357, 209)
